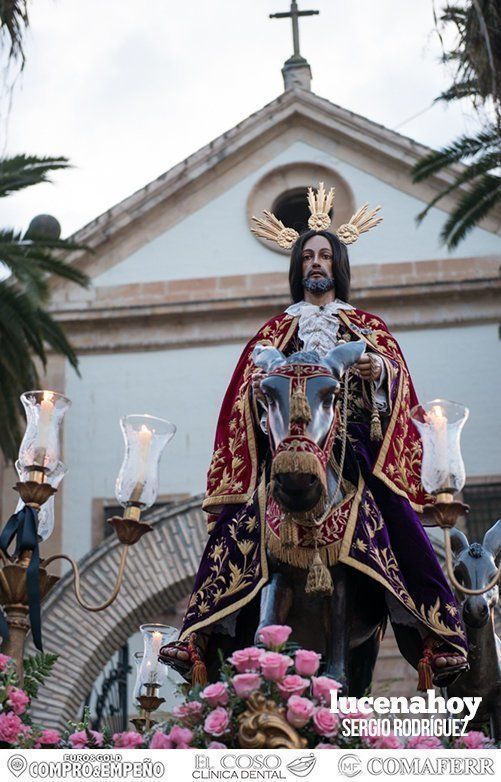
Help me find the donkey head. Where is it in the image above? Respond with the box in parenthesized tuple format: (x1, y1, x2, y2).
(450, 520, 501, 628)
(252, 340, 365, 514)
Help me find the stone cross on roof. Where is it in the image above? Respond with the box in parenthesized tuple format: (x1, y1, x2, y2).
(270, 1, 319, 91)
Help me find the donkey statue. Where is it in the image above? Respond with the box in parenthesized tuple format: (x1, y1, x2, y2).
(253, 340, 387, 696)
(447, 521, 501, 741)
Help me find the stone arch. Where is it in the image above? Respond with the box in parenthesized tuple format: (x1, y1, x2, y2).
(29, 496, 206, 731)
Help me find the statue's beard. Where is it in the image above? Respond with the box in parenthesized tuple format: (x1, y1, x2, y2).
(302, 275, 336, 295)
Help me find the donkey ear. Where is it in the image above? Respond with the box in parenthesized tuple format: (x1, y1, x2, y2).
(252, 344, 286, 372)
(324, 340, 366, 380)
(450, 528, 469, 558)
(483, 519, 501, 565)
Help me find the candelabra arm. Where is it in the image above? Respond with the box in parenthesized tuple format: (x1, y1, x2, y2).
(444, 529, 501, 596)
(43, 546, 129, 612)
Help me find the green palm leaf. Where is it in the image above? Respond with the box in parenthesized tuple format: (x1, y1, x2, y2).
(0, 0, 30, 68)
(0, 154, 71, 197)
(412, 129, 498, 181)
(0, 153, 90, 462)
(416, 150, 501, 222)
(440, 174, 501, 248)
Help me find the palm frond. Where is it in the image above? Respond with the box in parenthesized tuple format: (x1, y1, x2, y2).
(416, 151, 501, 222)
(441, 174, 501, 248)
(35, 308, 80, 373)
(412, 129, 499, 182)
(0, 154, 71, 198)
(0, 233, 90, 286)
(0, 0, 30, 68)
(0, 283, 47, 362)
(435, 78, 481, 102)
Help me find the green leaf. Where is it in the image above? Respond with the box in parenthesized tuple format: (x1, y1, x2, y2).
(412, 129, 498, 182)
(23, 652, 58, 699)
(0, 154, 71, 198)
(415, 150, 501, 222)
(441, 173, 501, 248)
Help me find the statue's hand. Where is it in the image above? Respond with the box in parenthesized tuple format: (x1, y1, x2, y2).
(354, 353, 382, 381)
(251, 367, 267, 403)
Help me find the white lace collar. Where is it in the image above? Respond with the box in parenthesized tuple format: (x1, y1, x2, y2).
(285, 299, 355, 317)
(283, 299, 354, 357)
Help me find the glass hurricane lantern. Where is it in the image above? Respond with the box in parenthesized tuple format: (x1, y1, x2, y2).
(131, 623, 178, 732)
(411, 399, 500, 595)
(43, 414, 176, 610)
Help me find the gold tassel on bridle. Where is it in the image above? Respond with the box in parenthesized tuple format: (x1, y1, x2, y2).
(290, 386, 312, 425)
(305, 547, 334, 596)
(280, 514, 300, 548)
(369, 355, 383, 442)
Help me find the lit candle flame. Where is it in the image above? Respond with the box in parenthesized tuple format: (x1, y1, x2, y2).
(35, 391, 55, 466)
(431, 404, 446, 421)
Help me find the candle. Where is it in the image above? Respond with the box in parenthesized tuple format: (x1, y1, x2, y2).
(34, 391, 54, 467)
(138, 424, 153, 468)
(130, 424, 153, 503)
(143, 630, 163, 684)
(426, 404, 449, 489)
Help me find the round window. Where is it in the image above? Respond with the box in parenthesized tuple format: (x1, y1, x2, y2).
(247, 162, 355, 254)
(272, 187, 333, 235)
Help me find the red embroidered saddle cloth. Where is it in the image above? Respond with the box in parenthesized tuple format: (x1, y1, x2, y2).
(264, 486, 357, 568)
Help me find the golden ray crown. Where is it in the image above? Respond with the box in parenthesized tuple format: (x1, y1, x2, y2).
(250, 182, 382, 249)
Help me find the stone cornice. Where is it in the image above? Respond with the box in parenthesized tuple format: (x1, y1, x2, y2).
(49, 257, 501, 354)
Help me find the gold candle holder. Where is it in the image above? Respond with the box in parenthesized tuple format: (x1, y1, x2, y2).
(131, 684, 165, 733)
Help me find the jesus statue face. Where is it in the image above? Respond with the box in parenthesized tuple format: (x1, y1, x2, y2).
(301, 235, 336, 303)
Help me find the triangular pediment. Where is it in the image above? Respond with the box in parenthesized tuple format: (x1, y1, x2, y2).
(53, 87, 501, 297)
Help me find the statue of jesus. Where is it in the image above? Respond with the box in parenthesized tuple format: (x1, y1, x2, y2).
(160, 184, 468, 691)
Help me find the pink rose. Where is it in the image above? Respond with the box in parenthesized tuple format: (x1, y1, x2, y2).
(232, 673, 261, 698)
(172, 700, 203, 726)
(311, 676, 343, 704)
(277, 674, 310, 700)
(151, 726, 193, 749)
(257, 625, 292, 649)
(367, 733, 404, 749)
(454, 731, 493, 749)
(295, 649, 321, 677)
(150, 732, 172, 749)
(341, 707, 373, 720)
(286, 695, 315, 728)
(0, 653, 13, 672)
(0, 712, 26, 744)
(313, 707, 339, 737)
(204, 707, 231, 737)
(112, 731, 144, 748)
(317, 742, 338, 748)
(35, 729, 61, 748)
(208, 741, 227, 749)
(6, 686, 30, 716)
(407, 735, 443, 749)
(201, 682, 229, 707)
(69, 729, 104, 748)
(229, 646, 264, 672)
(260, 652, 292, 681)
(169, 725, 194, 748)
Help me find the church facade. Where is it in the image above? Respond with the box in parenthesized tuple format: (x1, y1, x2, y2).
(2, 72, 501, 727)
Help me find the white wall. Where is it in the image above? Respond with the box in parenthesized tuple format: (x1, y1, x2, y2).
(62, 342, 242, 561)
(93, 140, 501, 287)
(398, 322, 501, 479)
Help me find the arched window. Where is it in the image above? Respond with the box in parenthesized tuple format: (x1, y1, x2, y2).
(248, 162, 355, 254)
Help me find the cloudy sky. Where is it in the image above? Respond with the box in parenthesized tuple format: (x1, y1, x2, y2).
(1, 0, 481, 236)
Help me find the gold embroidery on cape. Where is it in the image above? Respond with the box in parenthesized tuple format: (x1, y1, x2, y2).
(180, 475, 270, 641)
(202, 316, 297, 513)
(339, 478, 466, 652)
(338, 310, 432, 513)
